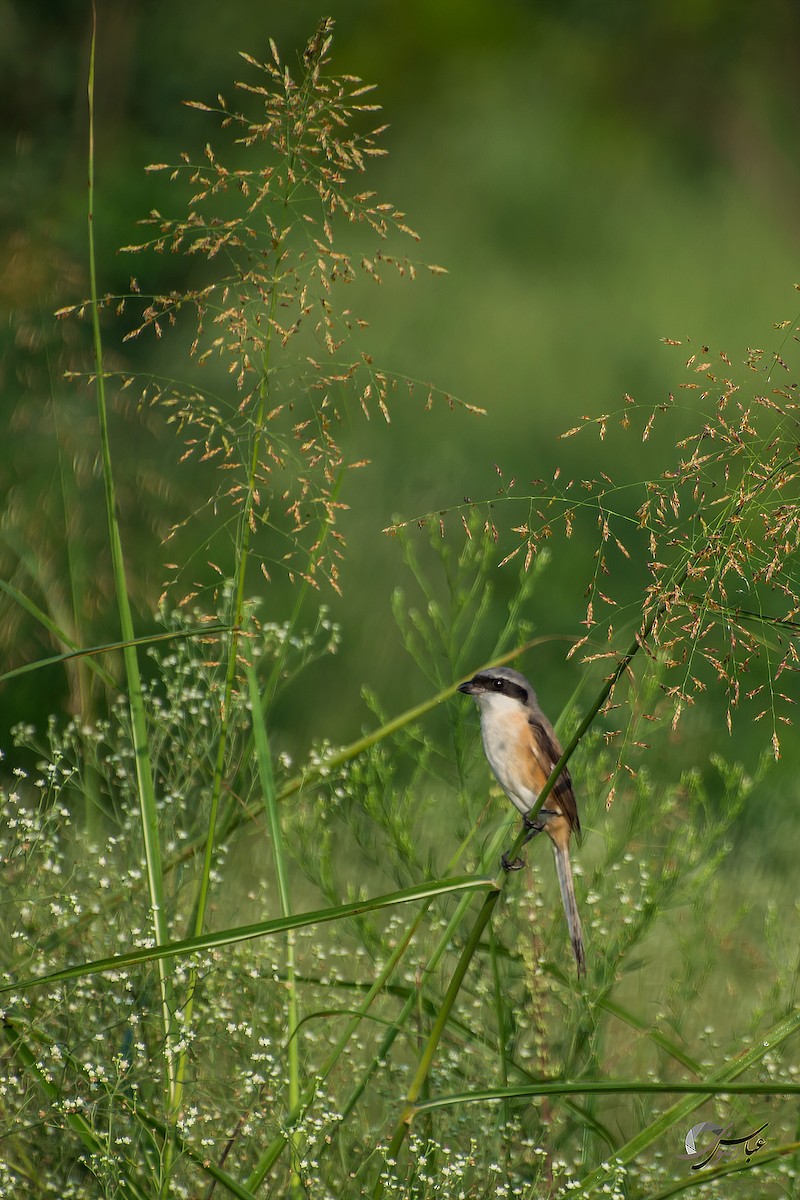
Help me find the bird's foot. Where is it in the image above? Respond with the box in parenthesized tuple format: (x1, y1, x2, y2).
(501, 852, 526, 872)
(522, 812, 545, 843)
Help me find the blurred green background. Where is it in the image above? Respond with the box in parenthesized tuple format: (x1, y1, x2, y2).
(3, 0, 800, 782)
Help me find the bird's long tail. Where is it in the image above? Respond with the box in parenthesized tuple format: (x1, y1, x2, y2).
(552, 842, 586, 977)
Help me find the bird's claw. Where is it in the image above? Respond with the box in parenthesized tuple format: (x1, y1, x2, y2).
(522, 813, 545, 843)
(501, 852, 525, 872)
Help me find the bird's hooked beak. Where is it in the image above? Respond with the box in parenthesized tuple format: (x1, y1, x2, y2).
(457, 677, 481, 696)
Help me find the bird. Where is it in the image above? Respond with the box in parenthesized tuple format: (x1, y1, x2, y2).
(458, 665, 586, 976)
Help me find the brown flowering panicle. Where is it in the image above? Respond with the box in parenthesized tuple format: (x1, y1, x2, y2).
(492, 327, 800, 757)
(60, 20, 449, 602)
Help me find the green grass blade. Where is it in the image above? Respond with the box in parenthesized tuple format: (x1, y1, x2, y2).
(0, 623, 227, 685)
(246, 661, 301, 1196)
(86, 3, 175, 1115)
(2, 876, 493, 995)
(0, 577, 114, 687)
(488, 920, 510, 1129)
(411, 1080, 800, 1113)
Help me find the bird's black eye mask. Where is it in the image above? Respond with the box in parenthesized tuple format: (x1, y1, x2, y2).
(475, 674, 529, 706)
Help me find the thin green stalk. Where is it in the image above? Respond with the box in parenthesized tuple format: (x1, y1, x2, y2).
(380, 890, 499, 1181)
(488, 922, 511, 1134)
(246, 662, 301, 1198)
(51, 371, 101, 831)
(86, 0, 175, 1124)
(214, 469, 347, 851)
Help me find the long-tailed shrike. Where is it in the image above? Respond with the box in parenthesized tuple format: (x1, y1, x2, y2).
(458, 666, 586, 976)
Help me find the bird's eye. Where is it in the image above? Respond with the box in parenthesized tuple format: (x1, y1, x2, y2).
(493, 678, 504, 690)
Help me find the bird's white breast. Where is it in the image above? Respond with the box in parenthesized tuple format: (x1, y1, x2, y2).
(475, 692, 536, 815)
